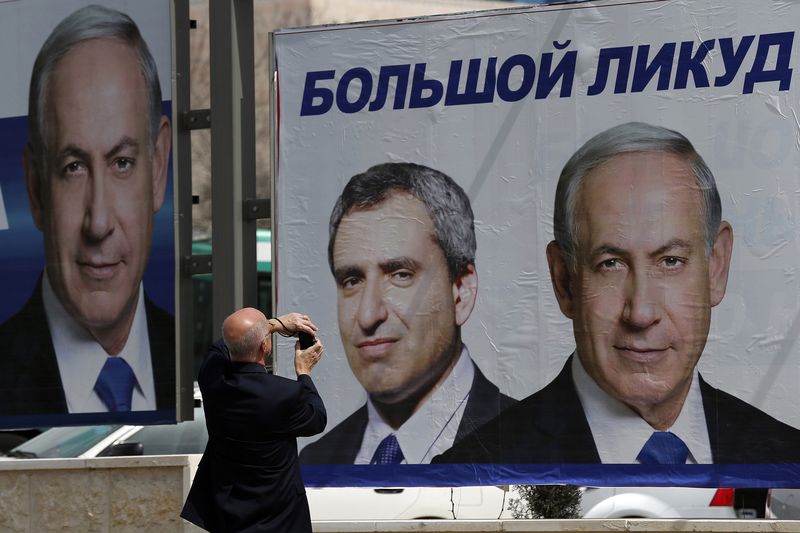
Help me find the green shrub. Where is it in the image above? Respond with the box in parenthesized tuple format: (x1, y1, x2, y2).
(508, 485, 582, 519)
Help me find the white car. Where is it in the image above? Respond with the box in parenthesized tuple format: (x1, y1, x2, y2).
(0, 410, 510, 520)
(310, 484, 755, 520)
(0, 408, 758, 520)
(580, 486, 746, 519)
(767, 488, 799, 519)
(308, 486, 509, 520)
(0, 402, 208, 460)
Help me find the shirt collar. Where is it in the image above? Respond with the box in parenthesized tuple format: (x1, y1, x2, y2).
(572, 353, 712, 464)
(356, 345, 475, 464)
(43, 272, 155, 413)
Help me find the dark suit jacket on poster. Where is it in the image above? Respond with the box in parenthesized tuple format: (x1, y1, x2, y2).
(181, 339, 327, 533)
(0, 278, 175, 416)
(434, 355, 800, 464)
(299, 362, 516, 464)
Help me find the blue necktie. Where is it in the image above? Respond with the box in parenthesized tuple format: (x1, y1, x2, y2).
(637, 431, 690, 464)
(370, 434, 404, 465)
(94, 357, 136, 412)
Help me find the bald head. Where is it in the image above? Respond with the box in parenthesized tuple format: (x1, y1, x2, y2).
(223, 307, 271, 362)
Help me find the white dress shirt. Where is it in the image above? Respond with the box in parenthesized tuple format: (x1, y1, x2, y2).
(43, 273, 156, 413)
(571, 354, 713, 464)
(354, 345, 475, 464)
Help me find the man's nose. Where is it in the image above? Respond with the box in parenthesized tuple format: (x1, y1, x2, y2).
(356, 277, 388, 332)
(621, 269, 662, 329)
(83, 173, 114, 241)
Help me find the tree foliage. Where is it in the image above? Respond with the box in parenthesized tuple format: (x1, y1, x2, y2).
(508, 485, 582, 519)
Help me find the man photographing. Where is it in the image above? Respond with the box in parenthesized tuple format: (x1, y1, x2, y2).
(182, 309, 326, 532)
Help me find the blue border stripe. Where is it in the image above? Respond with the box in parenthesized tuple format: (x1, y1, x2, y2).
(301, 463, 800, 488)
(0, 410, 176, 428)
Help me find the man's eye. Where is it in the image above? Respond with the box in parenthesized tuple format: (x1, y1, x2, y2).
(62, 161, 85, 176)
(341, 277, 360, 289)
(662, 256, 685, 269)
(597, 258, 624, 271)
(391, 270, 414, 284)
(114, 158, 134, 172)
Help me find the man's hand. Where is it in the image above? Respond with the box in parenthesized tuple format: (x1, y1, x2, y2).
(271, 312, 317, 336)
(295, 338, 324, 376)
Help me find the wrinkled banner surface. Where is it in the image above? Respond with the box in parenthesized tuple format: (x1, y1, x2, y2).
(273, 0, 800, 487)
(0, 0, 175, 428)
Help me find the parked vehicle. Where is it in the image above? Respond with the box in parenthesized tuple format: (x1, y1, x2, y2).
(0, 396, 207, 459)
(580, 486, 754, 519)
(0, 389, 762, 521)
(0, 407, 509, 519)
(767, 488, 800, 519)
(0, 428, 41, 454)
(308, 486, 509, 520)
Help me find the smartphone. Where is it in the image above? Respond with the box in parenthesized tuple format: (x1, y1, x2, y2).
(298, 331, 315, 349)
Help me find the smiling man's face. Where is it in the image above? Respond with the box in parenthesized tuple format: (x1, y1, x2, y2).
(554, 151, 731, 416)
(27, 38, 168, 350)
(332, 192, 465, 405)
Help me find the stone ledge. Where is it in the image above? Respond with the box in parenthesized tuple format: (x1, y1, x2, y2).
(0, 455, 199, 533)
(312, 519, 800, 533)
(0, 454, 200, 472)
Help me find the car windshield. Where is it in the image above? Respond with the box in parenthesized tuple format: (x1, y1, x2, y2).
(8, 425, 122, 458)
(115, 407, 208, 455)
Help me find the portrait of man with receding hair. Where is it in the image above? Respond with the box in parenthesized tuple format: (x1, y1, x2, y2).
(0, 4, 174, 418)
(437, 122, 800, 465)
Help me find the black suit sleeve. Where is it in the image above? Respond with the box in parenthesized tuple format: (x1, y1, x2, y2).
(197, 339, 229, 392)
(289, 374, 327, 437)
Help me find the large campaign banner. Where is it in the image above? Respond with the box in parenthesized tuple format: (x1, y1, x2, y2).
(273, 0, 800, 487)
(0, 0, 175, 427)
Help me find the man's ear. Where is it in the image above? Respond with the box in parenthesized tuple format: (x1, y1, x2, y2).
(151, 116, 171, 212)
(23, 144, 45, 231)
(546, 240, 575, 319)
(452, 263, 478, 327)
(257, 335, 272, 364)
(709, 220, 733, 307)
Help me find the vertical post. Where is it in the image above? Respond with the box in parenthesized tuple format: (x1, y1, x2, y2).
(209, 0, 256, 335)
(268, 30, 277, 337)
(172, 0, 193, 420)
(237, 0, 257, 311)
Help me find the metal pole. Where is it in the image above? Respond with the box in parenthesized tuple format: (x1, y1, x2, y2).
(209, 0, 256, 334)
(172, 0, 193, 421)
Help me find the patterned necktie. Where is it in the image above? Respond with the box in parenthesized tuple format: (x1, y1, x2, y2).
(94, 357, 136, 412)
(370, 434, 404, 465)
(637, 431, 690, 464)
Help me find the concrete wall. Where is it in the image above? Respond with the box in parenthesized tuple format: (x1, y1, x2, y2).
(0, 456, 202, 533)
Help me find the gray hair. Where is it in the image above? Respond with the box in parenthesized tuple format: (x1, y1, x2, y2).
(27, 4, 162, 174)
(223, 319, 270, 362)
(554, 122, 721, 270)
(328, 162, 476, 280)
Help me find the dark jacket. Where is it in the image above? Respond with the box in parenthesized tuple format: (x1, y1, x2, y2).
(434, 355, 800, 464)
(0, 278, 174, 416)
(181, 339, 327, 533)
(299, 361, 515, 464)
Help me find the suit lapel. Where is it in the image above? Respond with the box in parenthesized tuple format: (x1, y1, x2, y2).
(455, 363, 513, 443)
(145, 295, 176, 411)
(540, 356, 601, 462)
(335, 405, 369, 463)
(299, 405, 368, 464)
(13, 278, 68, 413)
